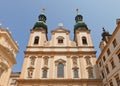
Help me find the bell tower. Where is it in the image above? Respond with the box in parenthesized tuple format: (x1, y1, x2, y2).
(20, 9, 48, 79)
(27, 8, 48, 47)
(74, 9, 94, 49)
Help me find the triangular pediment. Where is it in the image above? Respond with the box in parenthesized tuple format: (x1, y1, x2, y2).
(51, 27, 70, 33)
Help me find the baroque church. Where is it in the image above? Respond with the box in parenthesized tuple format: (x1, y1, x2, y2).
(16, 9, 102, 86)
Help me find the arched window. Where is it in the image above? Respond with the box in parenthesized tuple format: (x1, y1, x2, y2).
(34, 36, 39, 44)
(57, 63, 64, 78)
(58, 39, 63, 43)
(82, 37, 87, 45)
(73, 69, 79, 78)
(42, 70, 47, 78)
(57, 36, 64, 44)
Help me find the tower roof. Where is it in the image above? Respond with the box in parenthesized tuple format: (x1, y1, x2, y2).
(33, 8, 48, 33)
(74, 9, 88, 31)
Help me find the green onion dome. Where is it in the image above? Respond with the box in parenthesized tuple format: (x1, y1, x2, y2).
(74, 14, 88, 30)
(33, 9, 47, 33)
(74, 9, 88, 31)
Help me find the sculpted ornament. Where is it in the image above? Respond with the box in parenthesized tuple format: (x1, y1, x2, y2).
(73, 58, 77, 66)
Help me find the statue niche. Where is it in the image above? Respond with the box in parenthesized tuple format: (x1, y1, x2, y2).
(30, 56, 36, 66)
(72, 57, 78, 67)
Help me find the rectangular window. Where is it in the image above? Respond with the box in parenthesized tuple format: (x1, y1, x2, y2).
(99, 61, 101, 67)
(101, 71, 105, 79)
(118, 53, 120, 61)
(73, 69, 79, 78)
(103, 56, 106, 62)
(113, 39, 117, 48)
(115, 74, 120, 86)
(110, 59, 116, 69)
(107, 49, 111, 56)
(109, 80, 113, 86)
(105, 65, 109, 74)
(58, 39, 63, 43)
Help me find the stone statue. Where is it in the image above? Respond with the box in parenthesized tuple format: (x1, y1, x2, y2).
(73, 58, 77, 66)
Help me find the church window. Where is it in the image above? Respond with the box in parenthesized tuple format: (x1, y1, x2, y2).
(73, 69, 79, 78)
(57, 36, 64, 44)
(58, 39, 63, 43)
(34, 36, 39, 44)
(82, 36, 87, 45)
(42, 70, 47, 78)
(57, 63, 64, 78)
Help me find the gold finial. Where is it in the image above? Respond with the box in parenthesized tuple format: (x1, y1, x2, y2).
(76, 8, 79, 15)
(41, 8, 45, 14)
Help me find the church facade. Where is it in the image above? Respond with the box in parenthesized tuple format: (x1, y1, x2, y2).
(17, 9, 102, 86)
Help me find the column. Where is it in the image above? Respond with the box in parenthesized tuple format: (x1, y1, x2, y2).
(67, 56, 71, 78)
(49, 56, 54, 79)
(35, 56, 42, 79)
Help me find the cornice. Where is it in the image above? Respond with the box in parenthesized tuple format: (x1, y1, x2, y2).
(26, 46, 94, 48)
(0, 29, 19, 52)
(17, 79, 102, 83)
(24, 51, 96, 56)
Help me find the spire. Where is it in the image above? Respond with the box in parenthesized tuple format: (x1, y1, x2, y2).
(41, 8, 45, 14)
(76, 8, 80, 15)
(75, 8, 83, 22)
(74, 8, 88, 31)
(38, 8, 47, 23)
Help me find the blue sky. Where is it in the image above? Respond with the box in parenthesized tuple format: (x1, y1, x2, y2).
(0, 0, 120, 72)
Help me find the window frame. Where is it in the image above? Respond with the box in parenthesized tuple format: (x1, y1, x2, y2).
(82, 36, 88, 45)
(34, 36, 39, 45)
(42, 70, 47, 78)
(57, 63, 64, 78)
(107, 48, 111, 56)
(73, 69, 79, 78)
(112, 39, 117, 48)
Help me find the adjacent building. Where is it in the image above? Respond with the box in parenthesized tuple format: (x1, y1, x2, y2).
(8, 72, 21, 86)
(97, 19, 120, 86)
(17, 9, 102, 86)
(0, 25, 19, 86)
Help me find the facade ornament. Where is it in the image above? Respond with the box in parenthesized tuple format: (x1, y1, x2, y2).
(73, 58, 77, 66)
(85, 56, 92, 66)
(87, 67, 94, 78)
(27, 66, 34, 78)
(30, 56, 36, 66)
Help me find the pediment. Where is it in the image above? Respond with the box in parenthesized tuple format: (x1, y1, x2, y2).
(55, 59, 66, 66)
(51, 28, 70, 33)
